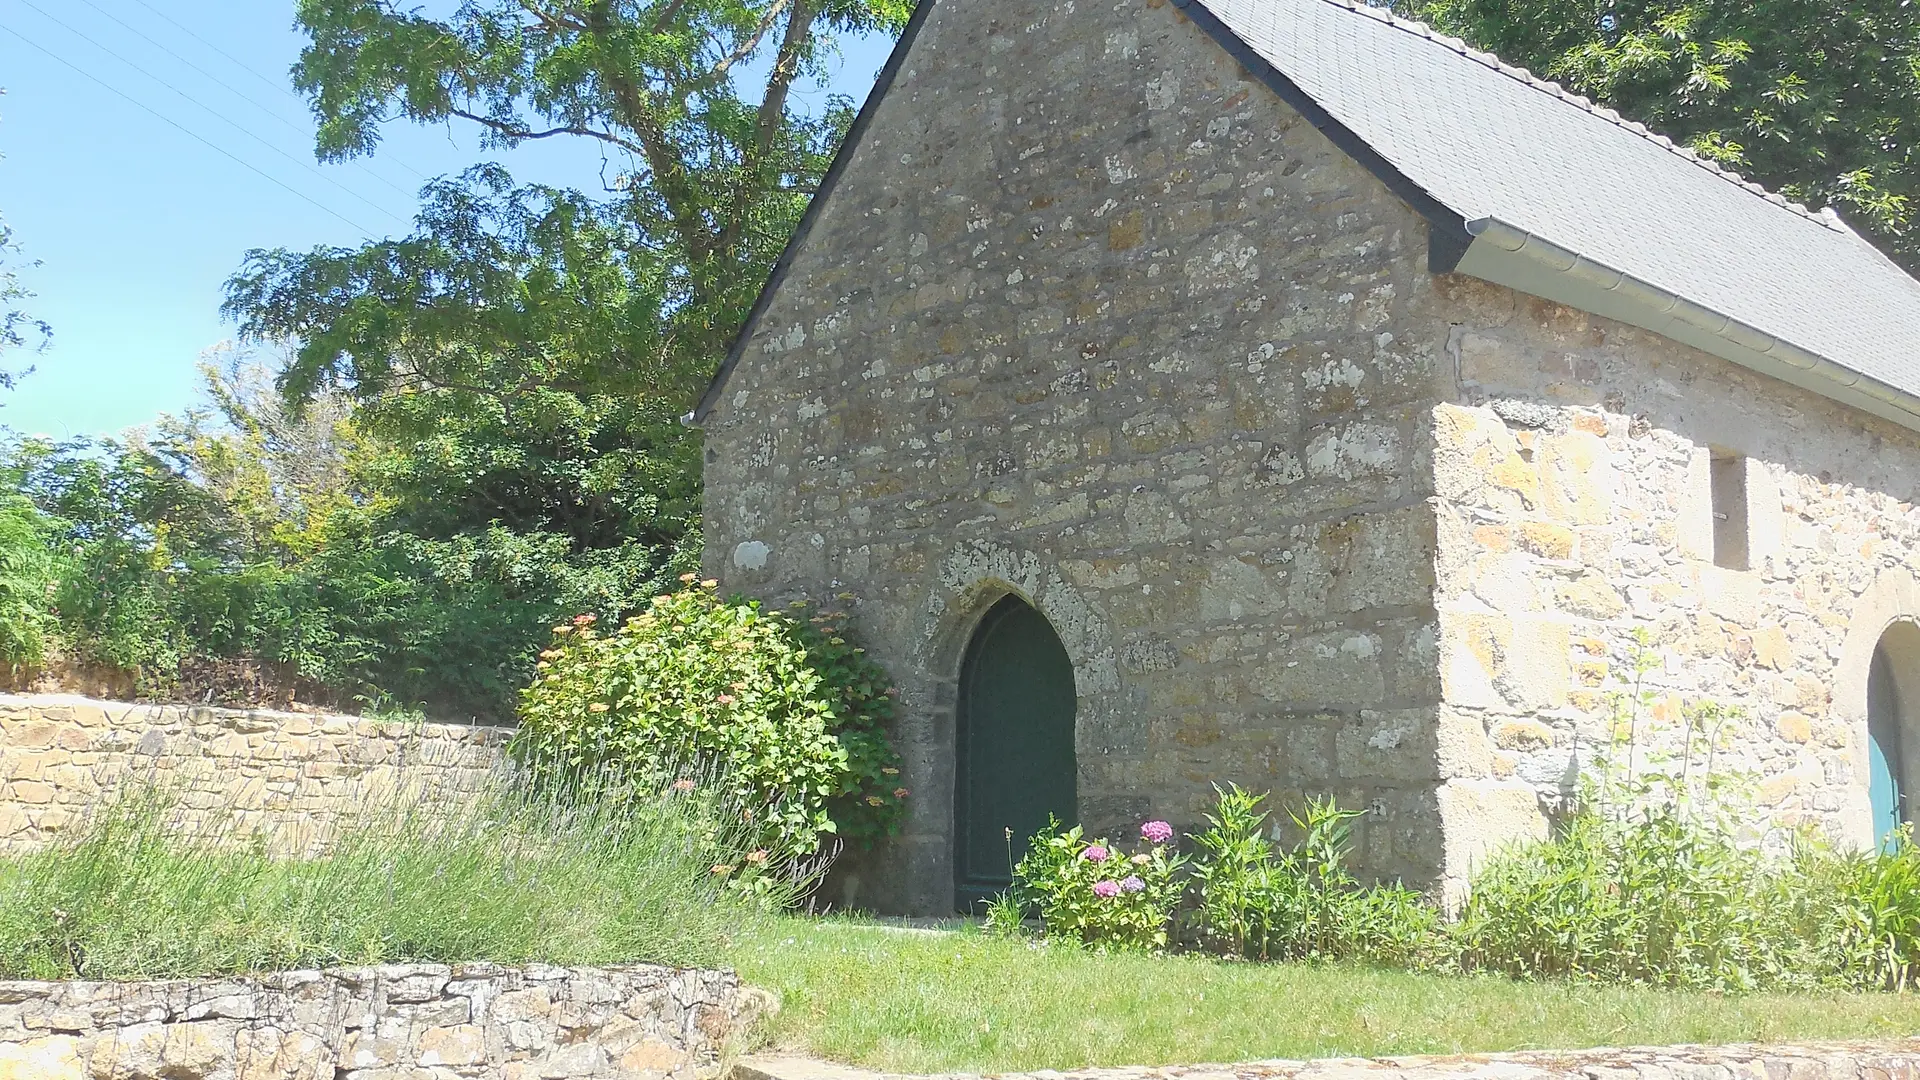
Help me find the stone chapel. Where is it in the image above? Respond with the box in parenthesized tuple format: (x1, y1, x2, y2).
(691, 0, 1920, 913)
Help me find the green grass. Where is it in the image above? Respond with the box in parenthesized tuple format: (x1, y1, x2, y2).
(0, 782, 775, 981)
(731, 918, 1920, 1074)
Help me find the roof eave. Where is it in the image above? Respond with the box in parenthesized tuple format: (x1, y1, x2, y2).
(1456, 217, 1920, 434)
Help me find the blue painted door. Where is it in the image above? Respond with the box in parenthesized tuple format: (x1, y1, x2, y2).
(1869, 647, 1905, 851)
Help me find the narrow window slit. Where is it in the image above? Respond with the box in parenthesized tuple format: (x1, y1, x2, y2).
(1710, 449, 1749, 570)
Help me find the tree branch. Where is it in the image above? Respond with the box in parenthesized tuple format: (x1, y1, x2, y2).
(717, 0, 814, 256)
(583, 1, 716, 262)
(449, 108, 653, 158)
(516, 0, 586, 34)
(649, 0, 691, 35)
(703, 0, 791, 85)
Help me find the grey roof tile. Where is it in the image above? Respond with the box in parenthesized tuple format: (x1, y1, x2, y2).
(1198, 0, 1920, 404)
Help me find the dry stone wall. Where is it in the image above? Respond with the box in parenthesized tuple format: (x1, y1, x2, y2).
(1428, 273, 1920, 890)
(0, 694, 511, 855)
(702, 0, 1452, 913)
(0, 962, 767, 1080)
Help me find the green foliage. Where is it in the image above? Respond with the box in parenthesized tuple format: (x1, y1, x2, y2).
(0, 493, 57, 667)
(196, 0, 933, 716)
(1793, 830, 1920, 990)
(1009, 773, 1920, 994)
(0, 1, 924, 718)
(223, 0, 920, 607)
(0, 778, 783, 980)
(1006, 818, 1187, 952)
(1454, 809, 1790, 989)
(1401, 0, 1920, 268)
(281, 0, 912, 376)
(1190, 785, 1441, 967)
(223, 172, 702, 561)
(1456, 809, 1920, 992)
(1582, 628, 1755, 823)
(512, 581, 906, 859)
(0, 409, 687, 717)
(1452, 652, 1920, 992)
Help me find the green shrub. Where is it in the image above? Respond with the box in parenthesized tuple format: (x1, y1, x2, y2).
(1784, 828, 1920, 991)
(1453, 808, 1796, 990)
(0, 777, 783, 980)
(1191, 785, 1441, 967)
(0, 493, 59, 667)
(512, 579, 907, 860)
(1006, 818, 1186, 951)
(0, 392, 693, 720)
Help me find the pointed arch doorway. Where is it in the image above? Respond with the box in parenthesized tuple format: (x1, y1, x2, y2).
(1867, 626, 1920, 851)
(954, 594, 1078, 912)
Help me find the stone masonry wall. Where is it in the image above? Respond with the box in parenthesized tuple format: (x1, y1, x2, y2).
(0, 962, 768, 1080)
(1427, 273, 1920, 892)
(702, 0, 1453, 913)
(0, 694, 511, 855)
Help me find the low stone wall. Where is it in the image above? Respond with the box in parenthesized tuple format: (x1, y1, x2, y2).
(0, 962, 769, 1079)
(737, 1040, 1920, 1080)
(0, 693, 513, 854)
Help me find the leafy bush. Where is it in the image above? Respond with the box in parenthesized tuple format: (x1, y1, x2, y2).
(0, 493, 59, 667)
(1453, 808, 1792, 989)
(512, 579, 907, 860)
(1796, 831, 1920, 990)
(1004, 818, 1186, 951)
(0, 777, 785, 980)
(0, 428, 687, 719)
(1191, 785, 1441, 967)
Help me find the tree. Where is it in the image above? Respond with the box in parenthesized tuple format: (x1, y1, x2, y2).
(1404, 0, 1920, 269)
(0, 214, 45, 389)
(227, 0, 911, 562)
(1, 93, 49, 393)
(209, 1, 913, 716)
(226, 171, 698, 555)
(231, 0, 910, 421)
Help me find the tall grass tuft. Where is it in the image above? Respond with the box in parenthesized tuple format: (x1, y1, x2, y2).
(0, 773, 796, 981)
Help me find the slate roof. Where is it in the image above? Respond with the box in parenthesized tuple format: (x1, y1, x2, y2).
(1189, 0, 1920, 414)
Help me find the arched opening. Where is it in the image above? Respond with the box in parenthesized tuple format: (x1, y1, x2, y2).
(1869, 645, 1904, 849)
(953, 594, 1077, 912)
(1867, 622, 1920, 850)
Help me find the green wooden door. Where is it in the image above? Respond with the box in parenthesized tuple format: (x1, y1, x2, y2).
(954, 595, 1077, 912)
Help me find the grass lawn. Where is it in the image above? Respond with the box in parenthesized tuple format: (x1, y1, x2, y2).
(730, 918, 1920, 1074)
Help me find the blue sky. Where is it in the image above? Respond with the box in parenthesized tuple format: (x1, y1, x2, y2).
(0, 1, 892, 439)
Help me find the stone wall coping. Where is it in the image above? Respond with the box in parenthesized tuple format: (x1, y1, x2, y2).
(734, 1039, 1920, 1080)
(0, 691, 517, 741)
(0, 959, 740, 997)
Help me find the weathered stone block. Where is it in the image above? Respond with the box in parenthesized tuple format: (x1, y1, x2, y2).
(0, 1034, 82, 1080)
(1437, 779, 1549, 903)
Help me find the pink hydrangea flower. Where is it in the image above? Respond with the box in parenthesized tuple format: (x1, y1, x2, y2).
(1120, 876, 1146, 893)
(1091, 879, 1121, 898)
(1140, 820, 1174, 844)
(1081, 844, 1110, 863)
